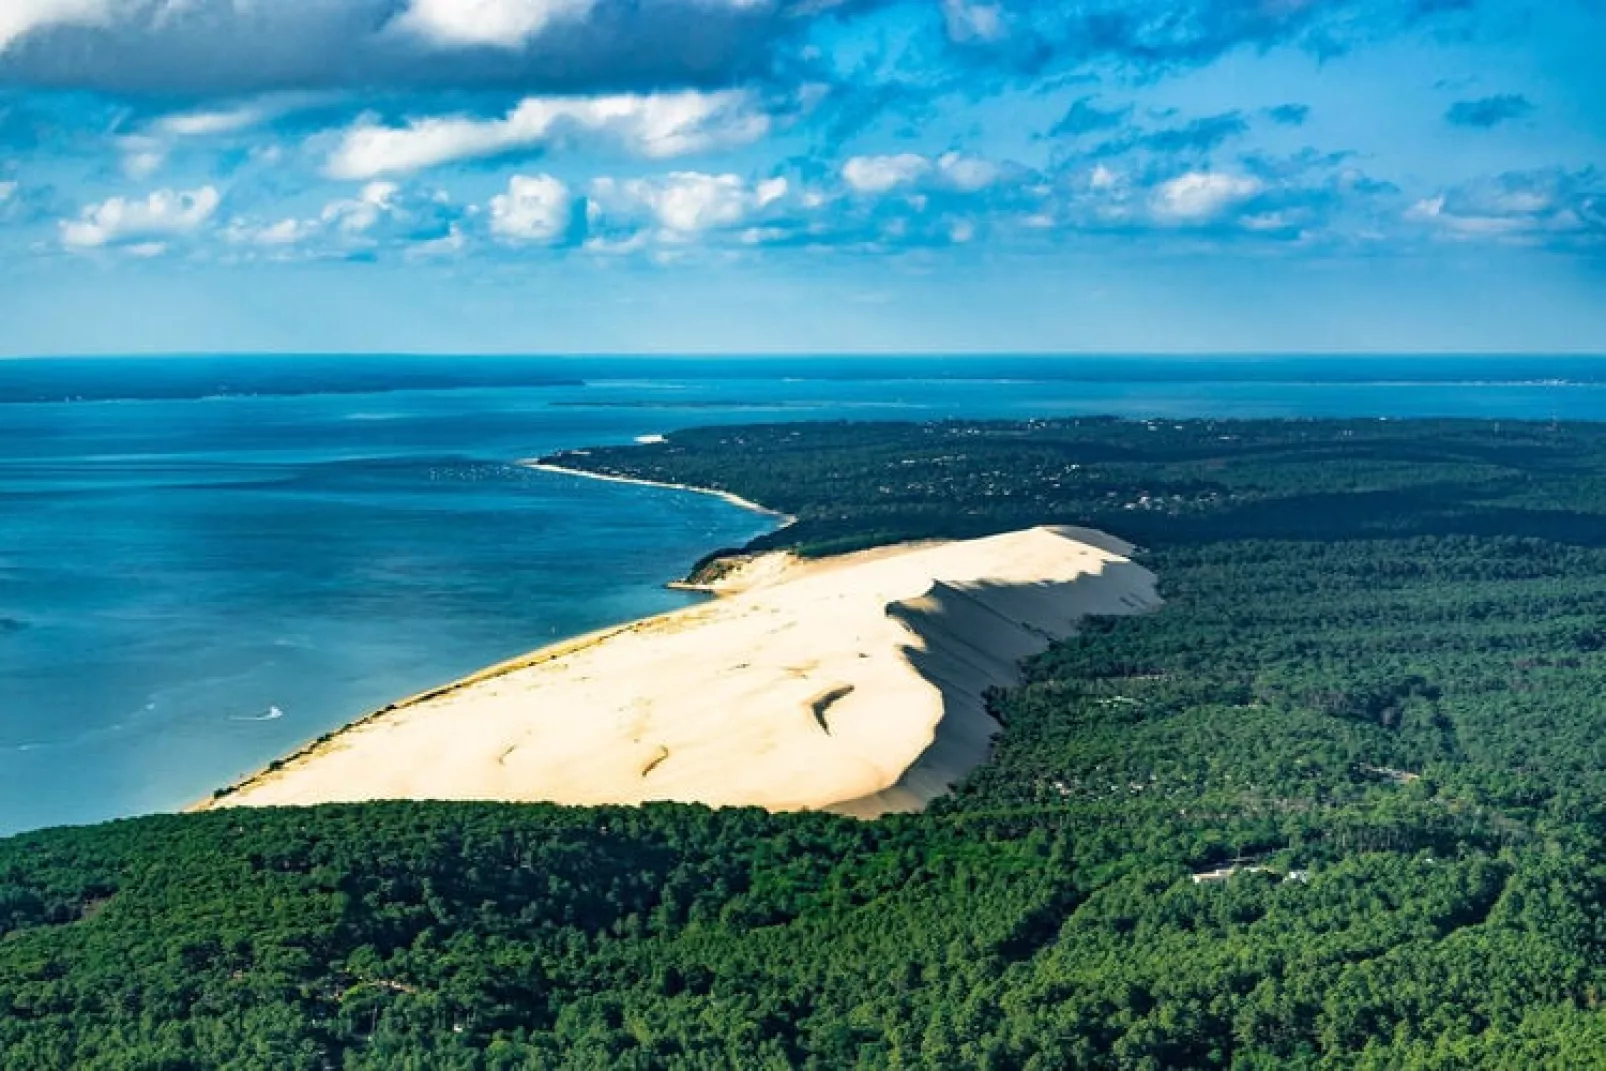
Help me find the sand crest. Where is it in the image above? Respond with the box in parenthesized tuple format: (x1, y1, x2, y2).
(204, 526, 1159, 817)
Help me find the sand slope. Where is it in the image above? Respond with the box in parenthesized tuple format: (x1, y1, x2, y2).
(206, 526, 1159, 817)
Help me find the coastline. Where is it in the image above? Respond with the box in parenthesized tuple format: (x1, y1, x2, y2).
(196, 519, 1158, 817)
(191, 615, 654, 812)
(196, 460, 797, 811)
(519, 459, 798, 531)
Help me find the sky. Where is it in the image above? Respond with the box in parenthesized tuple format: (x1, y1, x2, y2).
(0, 0, 1602, 356)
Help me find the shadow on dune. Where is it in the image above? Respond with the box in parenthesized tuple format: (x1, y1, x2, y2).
(829, 531, 1160, 818)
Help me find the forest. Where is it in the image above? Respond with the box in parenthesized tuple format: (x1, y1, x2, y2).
(8, 418, 1606, 1068)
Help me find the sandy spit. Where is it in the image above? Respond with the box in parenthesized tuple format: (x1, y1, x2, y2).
(520, 460, 797, 527)
(201, 526, 1159, 818)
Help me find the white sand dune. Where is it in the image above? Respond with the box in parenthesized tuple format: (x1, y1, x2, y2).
(205, 526, 1159, 817)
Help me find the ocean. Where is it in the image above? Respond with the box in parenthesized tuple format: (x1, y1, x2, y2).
(4, 354, 1606, 835)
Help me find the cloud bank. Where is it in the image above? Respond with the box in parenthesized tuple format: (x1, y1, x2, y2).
(0, 0, 1485, 97)
(0, 0, 792, 94)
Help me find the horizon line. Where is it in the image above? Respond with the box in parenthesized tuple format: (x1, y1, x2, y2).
(4, 350, 1606, 361)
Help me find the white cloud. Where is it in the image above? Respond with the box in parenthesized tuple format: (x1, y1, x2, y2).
(1406, 196, 1445, 223)
(738, 225, 787, 245)
(156, 106, 269, 138)
(116, 135, 165, 179)
(1484, 189, 1552, 215)
(61, 185, 220, 249)
(393, 0, 598, 49)
(842, 154, 932, 194)
(590, 172, 787, 236)
(1406, 195, 1535, 239)
(489, 173, 572, 243)
(221, 182, 466, 258)
(1241, 211, 1293, 232)
(754, 177, 788, 206)
(320, 181, 400, 234)
(0, 181, 16, 204)
(1402, 171, 1602, 246)
(151, 97, 304, 139)
(122, 150, 164, 179)
(226, 216, 318, 247)
(936, 152, 998, 192)
(257, 218, 313, 245)
(114, 95, 318, 182)
(0, 0, 112, 52)
(1150, 172, 1262, 222)
(842, 152, 998, 195)
(326, 90, 769, 180)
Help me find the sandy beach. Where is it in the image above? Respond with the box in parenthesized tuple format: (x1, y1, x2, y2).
(204, 525, 1158, 817)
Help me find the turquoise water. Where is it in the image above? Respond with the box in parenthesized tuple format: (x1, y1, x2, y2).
(4, 355, 1606, 834)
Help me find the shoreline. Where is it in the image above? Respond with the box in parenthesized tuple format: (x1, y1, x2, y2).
(195, 595, 722, 813)
(519, 459, 798, 531)
(191, 615, 654, 812)
(196, 460, 799, 811)
(196, 524, 1158, 817)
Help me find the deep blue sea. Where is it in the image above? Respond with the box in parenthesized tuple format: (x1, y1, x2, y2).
(5, 354, 1606, 835)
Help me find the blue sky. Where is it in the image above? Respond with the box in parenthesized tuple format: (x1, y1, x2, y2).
(0, 0, 1602, 355)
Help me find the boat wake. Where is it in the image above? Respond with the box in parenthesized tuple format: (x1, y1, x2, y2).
(233, 705, 285, 723)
